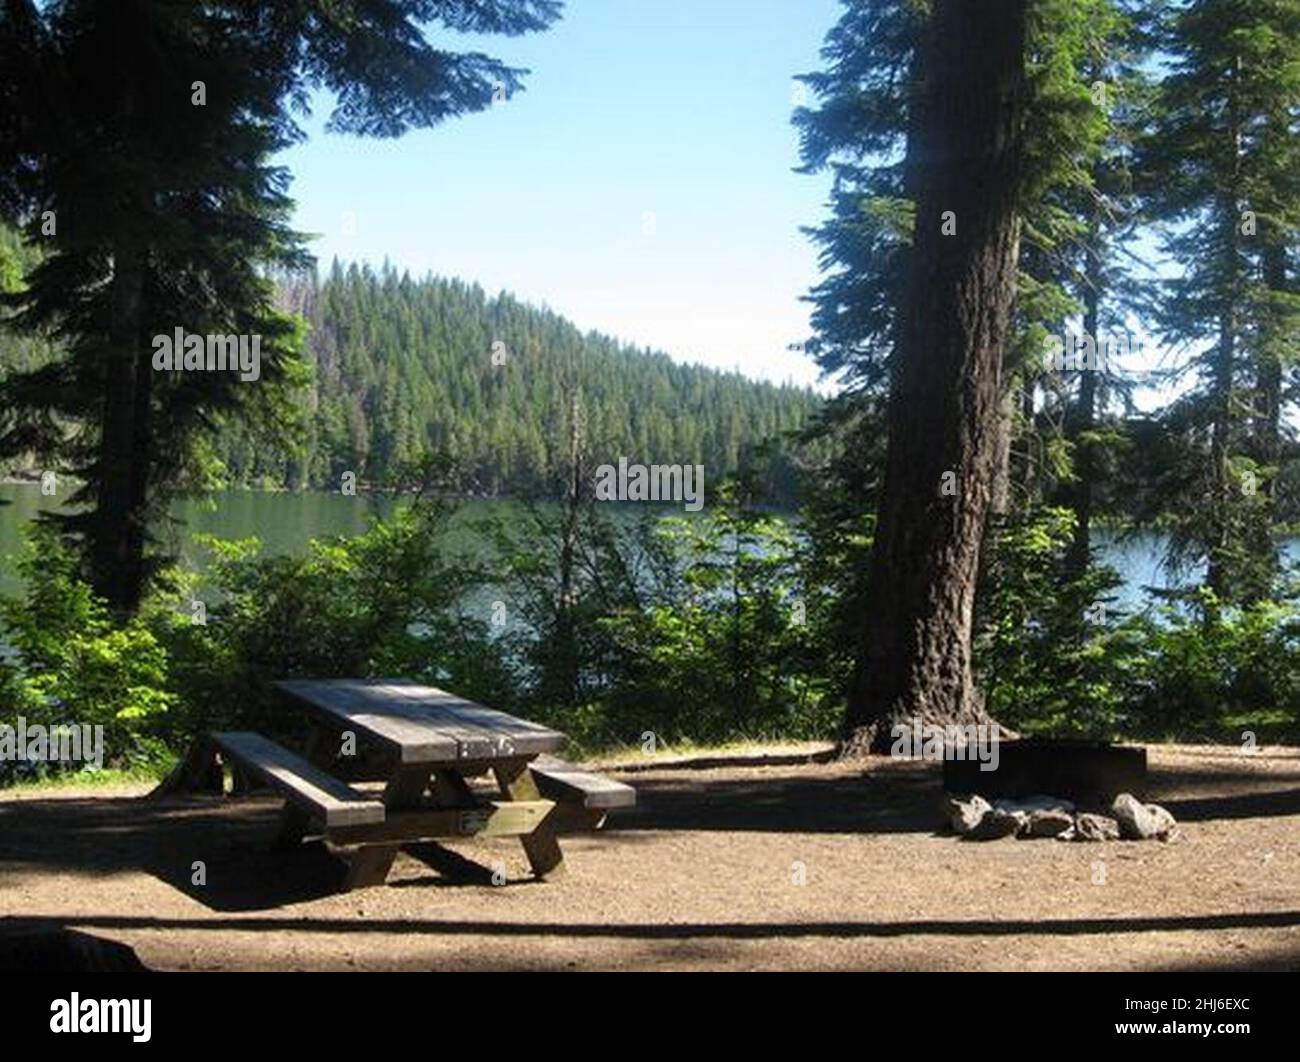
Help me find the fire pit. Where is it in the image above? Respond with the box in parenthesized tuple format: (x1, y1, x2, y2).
(940, 738, 1172, 842)
(943, 736, 1147, 806)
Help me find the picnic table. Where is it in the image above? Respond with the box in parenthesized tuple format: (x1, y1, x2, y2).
(158, 678, 635, 890)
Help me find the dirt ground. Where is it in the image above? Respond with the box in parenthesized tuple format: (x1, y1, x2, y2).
(1, 743, 1298, 971)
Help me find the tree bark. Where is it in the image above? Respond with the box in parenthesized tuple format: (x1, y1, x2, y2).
(92, 240, 148, 615)
(989, 382, 1015, 521)
(842, 0, 1028, 755)
(1206, 194, 1239, 601)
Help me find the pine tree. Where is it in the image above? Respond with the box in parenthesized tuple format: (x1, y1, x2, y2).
(839, 0, 1031, 752)
(0, 0, 562, 614)
(1137, 0, 1300, 604)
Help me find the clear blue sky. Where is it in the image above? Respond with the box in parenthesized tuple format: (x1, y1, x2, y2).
(275, 0, 844, 391)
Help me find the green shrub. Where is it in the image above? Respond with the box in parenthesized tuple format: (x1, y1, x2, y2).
(1127, 590, 1300, 741)
(163, 496, 514, 744)
(975, 507, 1142, 737)
(597, 485, 840, 745)
(0, 527, 175, 780)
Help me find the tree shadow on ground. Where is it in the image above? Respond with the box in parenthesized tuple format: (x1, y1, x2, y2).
(2, 748, 1298, 913)
(0, 793, 563, 910)
(5, 908, 1300, 939)
(611, 765, 941, 835)
(0, 795, 348, 909)
(1156, 788, 1300, 822)
(610, 752, 1300, 833)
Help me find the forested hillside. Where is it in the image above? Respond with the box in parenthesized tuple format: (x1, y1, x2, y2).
(0, 242, 824, 500)
(220, 261, 824, 498)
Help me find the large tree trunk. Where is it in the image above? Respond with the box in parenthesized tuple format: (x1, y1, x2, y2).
(92, 240, 148, 615)
(90, 56, 152, 617)
(842, 0, 1028, 755)
(1206, 194, 1239, 601)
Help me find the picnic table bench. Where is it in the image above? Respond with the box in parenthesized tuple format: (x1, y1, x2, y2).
(158, 678, 634, 890)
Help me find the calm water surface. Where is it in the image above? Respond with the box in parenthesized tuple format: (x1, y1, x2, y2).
(1, 483, 1295, 611)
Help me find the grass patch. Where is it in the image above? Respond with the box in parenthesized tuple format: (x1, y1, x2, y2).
(1, 762, 170, 793)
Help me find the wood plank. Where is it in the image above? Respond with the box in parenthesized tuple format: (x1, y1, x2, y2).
(343, 845, 399, 890)
(274, 805, 314, 850)
(532, 756, 637, 810)
(356, 679, 565, 757)
(547, 805, 609, 833)
(430, 768, 477, 807)
(327, 800, 555, 845)
(381, 679, 566, 753)
(339, 762, 433, 890)
(210, 732, 386, 828)
(276, 679, 567, 762)
(276, 680, 461, 764)
(361, 681, 512, 759)
(494, 761, 565, 879)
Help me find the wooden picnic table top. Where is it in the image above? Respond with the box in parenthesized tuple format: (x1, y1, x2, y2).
(275, 678, 566, 765)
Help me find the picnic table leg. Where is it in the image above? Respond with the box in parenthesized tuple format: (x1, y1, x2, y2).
(147, 735, 222, 799)
(431, 769, 476, 806)
(342, 764, 431, 890)
(274, 805, 313, 850)
(274, 724, 335, 849)
(493, 761, 566, 880)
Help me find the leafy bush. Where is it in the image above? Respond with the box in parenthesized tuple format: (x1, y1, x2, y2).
(0, 527, 175, 780)
(4, 491, 1297, 789)
(975, 507, 1143, 737)
(596, 485, 841, 746)
(974, 508, 1300, 742)
(163, 495, 513, 744)
(481, 482, 842, 749)
(1126, 589, 1300, 741)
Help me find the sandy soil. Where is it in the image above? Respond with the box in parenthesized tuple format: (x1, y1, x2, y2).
(1, 744, 1297, 971)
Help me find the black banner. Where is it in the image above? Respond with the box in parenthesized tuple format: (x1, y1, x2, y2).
(4, 972, 1291, 1049)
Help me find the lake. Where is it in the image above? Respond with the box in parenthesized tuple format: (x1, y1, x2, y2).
(1, 483, 1295, 612)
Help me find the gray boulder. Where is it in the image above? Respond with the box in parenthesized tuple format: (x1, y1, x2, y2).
(1026, 807, 1075, 838)
(1074, 812, 1121, 841)
(968, 806, 1026, 840)
(943, 794, 992, 836)
(1111, 793, 1177, 840)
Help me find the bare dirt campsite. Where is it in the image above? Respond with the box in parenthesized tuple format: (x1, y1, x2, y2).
(2, 743, 1297, 972)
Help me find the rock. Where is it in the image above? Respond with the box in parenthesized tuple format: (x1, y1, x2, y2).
(968, 806, 1026, 840)
(943, 794, 992, 836)
(1111, 793, 1178, 840)
(1074, 812, 1120, 841)
(1026, 807, 1075, 837)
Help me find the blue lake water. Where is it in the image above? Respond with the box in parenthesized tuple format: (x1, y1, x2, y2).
(0, 483, 1294, 611)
